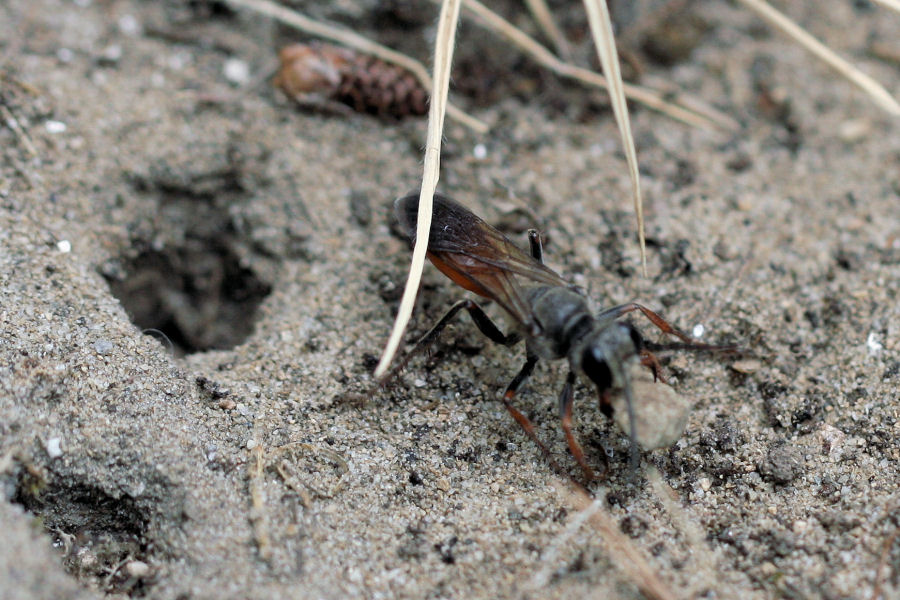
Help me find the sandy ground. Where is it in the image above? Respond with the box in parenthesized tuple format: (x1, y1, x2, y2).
(1, 1, 899, 599)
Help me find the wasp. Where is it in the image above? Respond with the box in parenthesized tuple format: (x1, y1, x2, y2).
(388, 193, 731, 479)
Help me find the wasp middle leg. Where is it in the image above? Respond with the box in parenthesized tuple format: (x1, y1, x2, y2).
(501, 353, 580, 482)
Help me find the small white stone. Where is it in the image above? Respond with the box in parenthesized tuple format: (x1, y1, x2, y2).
(57, 48, 74, 63)
(45, 120, 67, 134)
(838, 119, 870, 143)
(692, 323, 705, 338)
(246, 439, 257, 450)
(45, 437, 63, 458)
(125, 560, 150, 578)
(118, 14, 140, 36)
(56, 240, 71, 253)
(100, 44, 122, 62)
(866, 331, 883, 355)
(473, 144, 487, 160)
(699, 477, 712, 491)
(223, 58, 250, 86)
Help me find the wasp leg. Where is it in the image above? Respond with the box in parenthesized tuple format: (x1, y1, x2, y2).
(381, 299, 521, 384)
(558, 372, 597, 481)
(639, 349, 667, 383)
(597, 302, 697, 343)
(527, 229, 544, 263)
(501, 354, 572, 478)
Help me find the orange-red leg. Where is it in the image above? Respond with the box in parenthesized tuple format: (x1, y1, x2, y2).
(597, 302, 697, 343)
(639, 349, 667, 383)
(558, 372, 597, 481)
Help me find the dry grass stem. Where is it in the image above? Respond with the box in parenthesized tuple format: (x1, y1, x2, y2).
(373, 0, 462, 379)
(267, 442, 349, 499)
(529, 488, 603, 589)
(640, 74, 741, 131)
(646, 467, 723, 596)
(248, 445, 272, 561)
(223, 0, 487, 132)
(582, 0, 647, 275)
(871, 0, 900, 13)
(524, 0, 573, 60)
(871, 527, 899, 600)
(0, 103, 39, 159)
(737, 0, 900, 115)
(457, 0, 735, 130)
(567, 486, 677, 600)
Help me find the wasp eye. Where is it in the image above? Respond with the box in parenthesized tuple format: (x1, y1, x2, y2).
(582, 347, 612, 392)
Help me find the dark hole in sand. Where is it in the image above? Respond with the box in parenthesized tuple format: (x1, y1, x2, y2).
(13, 478, 152, 594)
(105, 240, 271, 356)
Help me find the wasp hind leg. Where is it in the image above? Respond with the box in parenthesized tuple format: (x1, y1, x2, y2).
(597, 302, 697, 343)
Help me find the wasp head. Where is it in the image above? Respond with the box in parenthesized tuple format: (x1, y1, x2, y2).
(578, 323, 643, 398)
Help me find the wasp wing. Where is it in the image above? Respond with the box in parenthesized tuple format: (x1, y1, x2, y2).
(395, 193, 570, 329)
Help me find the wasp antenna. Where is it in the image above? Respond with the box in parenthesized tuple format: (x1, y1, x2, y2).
(623, 376, 640, 477)
(642, 341, 742, 354)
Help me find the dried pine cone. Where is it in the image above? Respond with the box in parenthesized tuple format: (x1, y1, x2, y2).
(274, 43, 428, 119)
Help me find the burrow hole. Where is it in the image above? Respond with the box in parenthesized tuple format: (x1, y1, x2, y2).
(103, 165, 273, 356)
(14, 477, 152, 595)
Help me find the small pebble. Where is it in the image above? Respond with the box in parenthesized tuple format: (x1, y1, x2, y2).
(45, 437, 63, 459)
(125, 560, 150, 578)
(118, 14, 140, 36)
(866, 332, 883, 355)
(223, 58, 250, 86)
(99, 44, 122, 64)
(730, 359, 762, 374)
(56, 240, 71, 253)
(46, 120, 67, 134)
(94, 339, 113, 355)
(57, 48, 74, 63)
(699, 477, 712, 491)
(838, 118, 871, 143)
